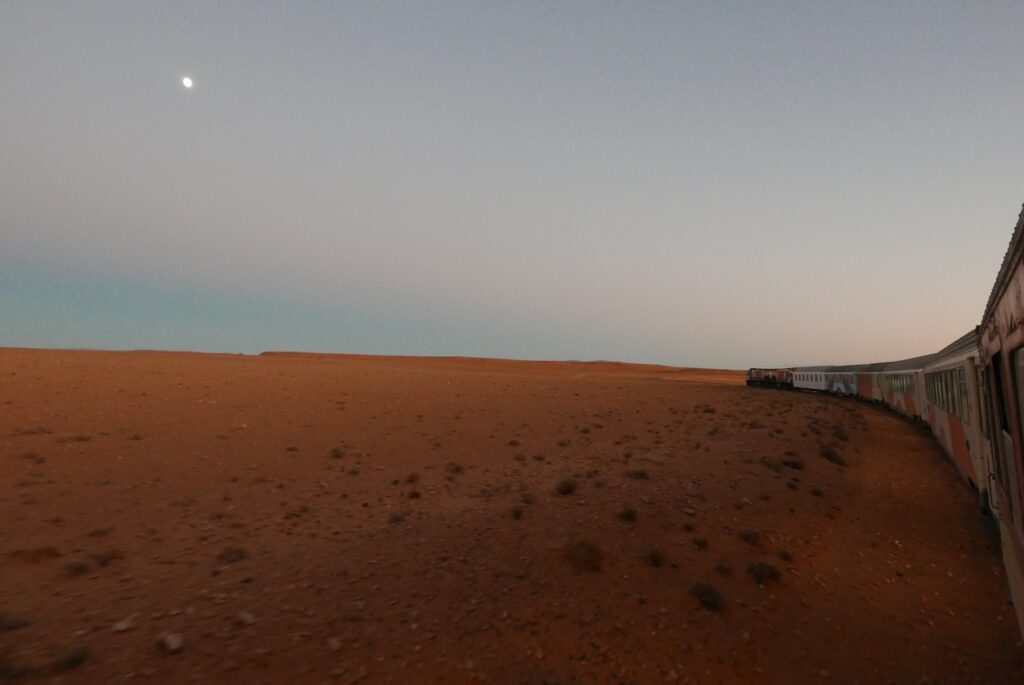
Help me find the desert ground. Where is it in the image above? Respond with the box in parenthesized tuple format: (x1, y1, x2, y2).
(1, 348, 1022, 684)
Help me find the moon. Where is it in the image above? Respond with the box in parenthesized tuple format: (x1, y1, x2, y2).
(182, 76, 193, 89)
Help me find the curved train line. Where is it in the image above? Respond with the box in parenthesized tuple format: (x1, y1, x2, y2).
(747, 204, 1024, 637)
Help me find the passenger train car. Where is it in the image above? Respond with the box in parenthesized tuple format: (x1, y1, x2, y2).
(745, 367, 792, 388)
(745, 204, 1024, 636)
(978, 206, 1024, 637)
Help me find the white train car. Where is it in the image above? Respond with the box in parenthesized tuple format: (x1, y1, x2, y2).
(824, 370, 858, 395)
(794, 367, 860, 395)
(922, 330, 992, 495)
(793, 367, 828, 391)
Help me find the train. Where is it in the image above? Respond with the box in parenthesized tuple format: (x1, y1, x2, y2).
(746, 204, 1024, 637)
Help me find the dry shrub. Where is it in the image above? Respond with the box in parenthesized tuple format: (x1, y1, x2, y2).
(555, 479, 577, 496)
(617, 507, 637, 522)
(819, 444, 846, 466)
(645, 549, 665, 567)
(738, 530, 760, 546)
(564, 541, 604, 573)
(748, 561, 781, 584)
(690, 582, 724, 611)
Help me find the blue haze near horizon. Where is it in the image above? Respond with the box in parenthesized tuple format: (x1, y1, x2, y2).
(2, 1, 1023, 368)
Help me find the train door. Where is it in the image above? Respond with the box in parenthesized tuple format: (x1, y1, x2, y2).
(913, 370, 926, 421)
(990, 352, 1016, 522)
(1010, 351, 1024, 526)
(972, 361, 995, 508)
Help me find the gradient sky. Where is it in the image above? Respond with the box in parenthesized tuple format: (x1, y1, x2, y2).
(2, 2, 1023, 368)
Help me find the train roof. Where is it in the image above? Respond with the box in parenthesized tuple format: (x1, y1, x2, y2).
(861, 354, 937, 372)
(925, 328, 979, 367)
(794, 354, 937, 374)
(793, 364, 873, 372)
(983, 203, 1024, 327)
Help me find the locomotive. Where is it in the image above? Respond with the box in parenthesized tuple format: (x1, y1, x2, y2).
(747, 204, 1024, 637)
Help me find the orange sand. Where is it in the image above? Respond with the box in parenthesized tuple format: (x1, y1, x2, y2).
(1, 348, 1021, 683)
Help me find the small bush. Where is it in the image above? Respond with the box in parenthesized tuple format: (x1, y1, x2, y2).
(645, 549, 665, 567)
(617, 507, 637, 522)
(511, 506, 524, 520)
(778, 549, 793, 561)
(780, 459, 804, 470)
(408, 491, 421, 499)
(690, 582, 724, 611)
(738, 530, 760, 546)
(0, 613, 29, 632)
(51, 645, 90, 672)
(446, 462, 464, 474)
(564, 541, 604, 573)
(555, 479, 577, 496)
(819, 444, 847, 466)
(217, 547, 248, 563)
(811, 487, 824, 497)
(60, 434, 91, 443)
(693, 538, 709, 550)
(831, 426, 849, 441)
(713, 562, 731, 576)
(626, 469, 649, 480)
(89, 549, 122, 567)
(748, 561, 781, 584)
(405, 473, 419, 484)
(64, 561, 90, 576)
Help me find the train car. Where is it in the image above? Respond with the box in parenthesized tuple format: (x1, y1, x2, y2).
(978, 205, 1024, 636)
(823, 367, 860, 395)
(746, 368, 768, 386)
(855, 372, 875, 401)
(856, 361, 889, 402)
(793, 365, 862, 396)
(922, 329, 992, 494)
(874, 354, 935, 421)
(793, 367, 828, 391)
(746, 368, 794, 389)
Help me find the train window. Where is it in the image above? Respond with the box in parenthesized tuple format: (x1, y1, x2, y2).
(977, 367, 990, 436)
(958, 368, 969, 424)
(993, 352, 1010, 432)
(947, 372, 953, 412)
(1012, 350, 1024, 472)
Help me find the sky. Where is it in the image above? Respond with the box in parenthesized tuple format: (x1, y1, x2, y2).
(2, 1, 1023, 368)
